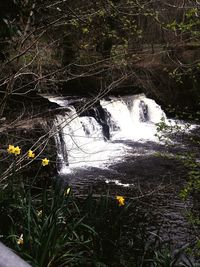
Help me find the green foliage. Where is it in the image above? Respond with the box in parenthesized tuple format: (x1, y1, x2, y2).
(155, 117, 184, 144)
(166, 7, 200, 37)
(0, 168, 156, 267)
(81, 194, 154, 266)
(1, 179, 96, 266)
(2, 160, 193, 266)
(148, 246, 197, 267)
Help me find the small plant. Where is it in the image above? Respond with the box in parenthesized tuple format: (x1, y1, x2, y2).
(1, 141, 198, 266)
(2, 180, 97, 267)
(148, 245, 197, 267)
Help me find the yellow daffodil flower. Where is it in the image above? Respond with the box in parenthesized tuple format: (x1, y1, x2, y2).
(28, 150, 35, 158)
(7, 145, 15, 154)
(37, 210, 42, 217)
(14, 146, 21, 156)
(42, 158, 49, 166)
(17, 234, 23, 246)
(64, 187, 71, 196)
(116, 196, 125, 207)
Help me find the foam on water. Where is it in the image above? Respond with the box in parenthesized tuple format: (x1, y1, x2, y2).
(50, 94, 193, 173)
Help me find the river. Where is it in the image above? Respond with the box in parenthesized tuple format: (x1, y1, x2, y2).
(43, 93, 198, 251)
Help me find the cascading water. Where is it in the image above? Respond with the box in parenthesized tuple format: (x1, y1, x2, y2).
(100, 94, 166, 140)
(44, 94, 198, 253)
(48, 93, 169, 173)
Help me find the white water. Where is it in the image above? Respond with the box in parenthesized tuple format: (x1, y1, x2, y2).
(50, 94, 188, 173)
(55, 112, 129, 172)
(100, 94, 166, 141)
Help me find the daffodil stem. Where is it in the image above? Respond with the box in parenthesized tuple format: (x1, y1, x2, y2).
(30, 165, 41, 187)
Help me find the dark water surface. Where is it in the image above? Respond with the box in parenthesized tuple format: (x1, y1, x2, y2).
(63, 139, 197, 249)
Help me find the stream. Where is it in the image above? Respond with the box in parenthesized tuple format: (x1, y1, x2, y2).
(44, 93, 198, 250)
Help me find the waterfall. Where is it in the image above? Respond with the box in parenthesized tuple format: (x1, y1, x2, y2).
(100, 94, 166, 140)
(49, 94, 168, 172)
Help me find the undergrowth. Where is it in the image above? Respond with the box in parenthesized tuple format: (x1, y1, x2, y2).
(0, 144, 197, 266)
